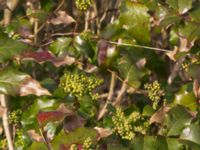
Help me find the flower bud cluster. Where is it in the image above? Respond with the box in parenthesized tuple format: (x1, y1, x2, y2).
(0, 139, 7, 149)
(60, 72, 103, 100)
(144, 81, 165, 109)
(112, 107, 149, 140)
(75, 0, 93, 10)
(83, 137, 93, 150)
(14, 129, 25, 148)
(8, 109, 22, 125)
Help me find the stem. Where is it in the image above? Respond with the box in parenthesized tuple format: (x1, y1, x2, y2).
(113, 81, 127, 106)
(0, 95, 14, 150)
(34, 19, 38, 44)
(4, 0, 19, 25)
(38, 127, 51, 150)
(98, 72, 116, 120)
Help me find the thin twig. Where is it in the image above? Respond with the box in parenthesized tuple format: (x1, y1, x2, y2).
(107, 41, 171, 53)
(98, 72, 116, 120)
(113, 81, 128, 106)
(0, 95, 14, 150)
(38, 127, 51, 150)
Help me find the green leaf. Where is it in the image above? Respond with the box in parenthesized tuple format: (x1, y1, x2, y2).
(21, 98, 57, 129)
(49, 37, 72, 56)
(166, 0, 193, 14)
(29, 142, 48, 150)
(0, 68, 28, 95)
(119, 0, 150, 44)
(74, 35, 95, 59)
(173, 83, 197, 111)
(52, 127, 97, 149)
(117, 56, 145, 88)
(164, 105, 193, 136)
(181, 124, 200, 145)
(0, 33, 28, 63)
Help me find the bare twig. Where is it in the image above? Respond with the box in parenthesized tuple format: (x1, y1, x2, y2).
(38, 127, 51, 150)
(113, 81, 128, 106)
(107, 41, 171, 53)
(98, 72, 116, 120)
(0, 95, 14, 150)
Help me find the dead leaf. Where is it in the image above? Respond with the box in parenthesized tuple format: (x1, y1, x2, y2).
(53, 55, 75, 67)
(20, 77, 51, 96)
(193, 79, 200, 98)
(0, 106, 6, 117)
(27, 130, 43, 142)
(166, 47, 178, 61)
(149, 106, 170, 124)
(94, 127, 112, 140)
(50, 11, 75, 25)
(21, 50, 75, 67)
(136, 58, 146, 69)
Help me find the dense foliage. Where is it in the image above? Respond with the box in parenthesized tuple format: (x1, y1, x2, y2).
(0, 0, 200, 149)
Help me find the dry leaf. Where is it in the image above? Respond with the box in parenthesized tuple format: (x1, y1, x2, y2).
(27, 130, 43, 142)
(149, 106, 170, 124)
(166, 47, 178, 61)
(50, 11, 75, 25)
(53, 55, 75, 67)
(136, 58, 146, 69)
(20, 77, 51, 96)
(94, 127, 112, 140)
(193, 79, 200, 98)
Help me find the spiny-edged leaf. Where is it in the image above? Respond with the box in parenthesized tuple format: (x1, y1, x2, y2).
(166, 0, 193, 14)
(150, 106, 170, 124)
(117, 56, 145, 88)
(21, 50, 75, 67)
(37, 104, 74, 127)
(119, 0, 150, 44)
(52, 127, 97, 150)
(181, 124, 200, 145)
(49, 37, 72, 56)
(173, 83, 197, 111)
(29, 142, 48, 150)
(0, 68, 50, 96)
(164, 105, 193, 136)
(0, 33, 28, 63)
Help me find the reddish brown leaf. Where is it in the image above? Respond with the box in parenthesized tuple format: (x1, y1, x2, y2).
(27, 130, 43, 142)
(21, 50, 75, 67)
(37, 104, 74, 127)
(22, 50, 55, 63)
(50, 11, 75, 25)
(20, 77, 51, 96)
(149, 106, 170, 124)
(37, 111, 67, 127)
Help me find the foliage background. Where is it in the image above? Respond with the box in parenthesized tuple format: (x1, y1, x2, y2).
(0, 0, 200, 149)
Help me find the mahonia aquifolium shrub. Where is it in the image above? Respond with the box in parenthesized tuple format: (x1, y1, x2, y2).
(60, 71, 103, 100)
(75, 0, 93, 10)
(8, 109, 22, 125)
(0, 139, 7, 149)
(112, 107, 149, 140)
(144, 81, 165, 109)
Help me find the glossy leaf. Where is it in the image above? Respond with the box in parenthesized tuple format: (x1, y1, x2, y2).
(173, 83, 197, 111)
(0, 68, 50, 96)
(166, 0, 193, 14)
(164, 105, 193, 136)
(52, 127, 97, 149)
(0, 33, 28, 63)
(119, 0, 150, 43)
